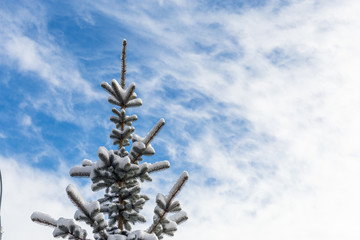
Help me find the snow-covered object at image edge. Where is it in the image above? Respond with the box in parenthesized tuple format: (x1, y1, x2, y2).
(31, 40, 189, 240)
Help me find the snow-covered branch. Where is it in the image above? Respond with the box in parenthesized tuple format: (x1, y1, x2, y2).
(147, 171, 189, 238)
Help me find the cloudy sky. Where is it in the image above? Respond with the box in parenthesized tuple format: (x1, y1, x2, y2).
(1, 0, 360, 239)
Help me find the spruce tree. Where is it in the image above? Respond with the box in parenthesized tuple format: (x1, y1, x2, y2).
(31, 40, 189, 240)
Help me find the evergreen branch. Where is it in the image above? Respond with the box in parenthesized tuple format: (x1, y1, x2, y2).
(123, 83, 136, 104)
(131, 119, 165, 163)
(53, 218, 89, 240)
(66, 185, 94, 225)
(31, 213, 92, 240)
(148, 171, 189, 234)
(70, 233, 89, 240)
(111, 79, 124, 104)
(121, 39, 127, 89)
(69, 166, 92, 177)
(144, 118, 165, 146)
(147, 161, 170, 173)
(101, 82, 116, 97)
(125, 98, 142, 108)
(98, 146, 110, 166)
(112, 107, 122, 117)
(124, 161, 170, 182)
(168, 210, 188, 225)
(167, 171, 189, 202)
(67, 232, 90, 240)
(57, 230, 90, 240)
(66, 185, 108, 240)
(31, 212, 57, 227)
(108, 95, 122, 106)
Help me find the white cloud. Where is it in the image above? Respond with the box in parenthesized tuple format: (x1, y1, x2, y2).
(0, 3, 102, 123)
(2, 34, 100, 99)
(20, 114, 32, 127)
(0, 156, 93, 239)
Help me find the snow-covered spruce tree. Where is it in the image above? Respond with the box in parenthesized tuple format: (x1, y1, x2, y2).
(31, 40, 189, 240)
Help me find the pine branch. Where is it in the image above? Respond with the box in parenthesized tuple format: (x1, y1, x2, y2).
(53, 218, 89, 240)
(167, 171, 189, 203)
(98, 146, 110, 166)
(31, 213, 91, 240)
(131, 119, 165, 163)
(148, 171, 189, 234)
(69, 166, 92, 177)
(168, 210, 188, 225)
(147, 161, 170, 174)
(110, 108, 137, 128)
(111, 80, 124, 104)
(70, 232, 89, 240)
(123, 83, 136, 104)
(144, 119, 165, 146)
(100, 82, 116, 97)
(66, 184, 94, 224)
(31, 212, 57, 227)
(66, 185, 108, 240)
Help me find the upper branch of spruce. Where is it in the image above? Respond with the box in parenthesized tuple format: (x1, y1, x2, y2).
(130, 119, 165, 164)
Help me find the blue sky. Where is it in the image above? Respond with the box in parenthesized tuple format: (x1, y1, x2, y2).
(2, 0, 360, 239)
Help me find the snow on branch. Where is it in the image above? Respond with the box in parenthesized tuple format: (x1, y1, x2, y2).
(101, 82, 116, 98)
(110, 126, 135, 146)
(130, 119, 165, 163)
(168, 211, 188, 225)
(31, 211, 57, 227)
(147, 161, 170, 174)
(53, 218, 87, 240)
(144, 119, 165, 146)
(110, 108, 137, 128)
(167, 171, 189, 202)
(102, 80, 141, 109)
(31, 212, 88, 240)
(70, 166, 92, 177)
(147, 171, 189, 238)
(66, 184, 108, 238)
(66, 184, 88, 220)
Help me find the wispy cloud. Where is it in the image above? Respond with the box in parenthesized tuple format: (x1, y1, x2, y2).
(0, 155, 93, 239)
(0, 1, 102, 124)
